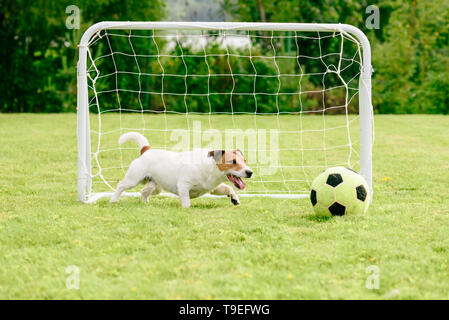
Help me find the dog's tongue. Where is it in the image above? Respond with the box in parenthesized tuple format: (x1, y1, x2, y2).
(227, 174, 246, 190)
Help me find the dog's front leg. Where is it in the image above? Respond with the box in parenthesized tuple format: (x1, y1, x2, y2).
(211, 183, 240, 205)
(177, 183, 191, 208)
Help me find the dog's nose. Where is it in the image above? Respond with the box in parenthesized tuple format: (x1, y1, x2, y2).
(245, 170, 253, 178)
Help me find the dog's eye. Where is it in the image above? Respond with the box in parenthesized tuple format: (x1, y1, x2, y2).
(232, 159, 237, 164)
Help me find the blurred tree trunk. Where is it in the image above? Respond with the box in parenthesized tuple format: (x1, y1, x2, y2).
(407, 0, 416, 67)
(257, 0, 266, 22)
(257, 0, 268, 47)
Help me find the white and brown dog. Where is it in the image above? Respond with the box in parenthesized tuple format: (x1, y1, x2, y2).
(110, 132, 253, 208)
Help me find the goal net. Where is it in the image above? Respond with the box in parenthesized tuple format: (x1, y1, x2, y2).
(77, 22, 373, 203)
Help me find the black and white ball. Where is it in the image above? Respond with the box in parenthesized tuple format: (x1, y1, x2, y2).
(310, 167, 370, 216)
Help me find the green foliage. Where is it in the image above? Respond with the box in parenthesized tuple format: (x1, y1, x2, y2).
(88, 29, 356, 114)
(223, 0, 365, 26)
(372, 0, 449, 113)
(0, 0, 166, 112)
(225, 0, 449, 114)
(1, 0, 448, 113)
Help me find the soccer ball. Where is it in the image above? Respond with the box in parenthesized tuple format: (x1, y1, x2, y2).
(310, 167, 370, 216)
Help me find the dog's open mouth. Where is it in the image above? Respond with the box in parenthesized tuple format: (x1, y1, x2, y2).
(227, 174, 246, 190)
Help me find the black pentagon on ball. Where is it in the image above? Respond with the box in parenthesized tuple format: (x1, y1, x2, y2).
(310, 189, 317, 206)
(326, 173, 343, 187)
(356, 185, 367, 202)
(328, 202, 346, 216)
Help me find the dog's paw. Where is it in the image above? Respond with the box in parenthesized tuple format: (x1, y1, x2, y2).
(231, 197, 240, 206)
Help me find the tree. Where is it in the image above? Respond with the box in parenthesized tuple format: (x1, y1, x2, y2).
(373, 0, 449, 113)
(0, 0, 166, 112)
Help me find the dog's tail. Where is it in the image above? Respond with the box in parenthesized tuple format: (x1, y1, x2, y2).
(118, 132, 151, 155)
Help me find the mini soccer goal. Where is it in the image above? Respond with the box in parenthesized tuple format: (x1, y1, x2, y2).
(77, 22, 373, 203)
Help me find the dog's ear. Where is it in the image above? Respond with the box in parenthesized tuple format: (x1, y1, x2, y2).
(208, 150, 225, 163)
(235, 149, 246, 162)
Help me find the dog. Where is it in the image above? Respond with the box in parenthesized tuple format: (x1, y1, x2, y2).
(110, 132, 253, 208)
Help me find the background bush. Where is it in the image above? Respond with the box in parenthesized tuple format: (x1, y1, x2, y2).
(89, 30, 356, 114)
(1, 0, 448, 114)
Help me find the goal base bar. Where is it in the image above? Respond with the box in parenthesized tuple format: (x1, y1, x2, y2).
(84, 192, 308, 204)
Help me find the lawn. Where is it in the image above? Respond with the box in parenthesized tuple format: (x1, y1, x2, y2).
(0, 113, 449, 299)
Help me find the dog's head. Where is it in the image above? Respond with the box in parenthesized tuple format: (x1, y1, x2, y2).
(208, 149, 253, 190)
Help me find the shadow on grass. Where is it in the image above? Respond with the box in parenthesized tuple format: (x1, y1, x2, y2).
(303, 214, 334, 223)
(96, 195, 228, 210)
(302, 214, 366, 223)
(190, 202, 224, 209)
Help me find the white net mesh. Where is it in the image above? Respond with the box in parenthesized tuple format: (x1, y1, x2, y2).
(84, 27, 364, 199)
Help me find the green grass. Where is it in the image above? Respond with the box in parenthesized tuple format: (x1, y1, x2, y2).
(1, 113, 449, 299)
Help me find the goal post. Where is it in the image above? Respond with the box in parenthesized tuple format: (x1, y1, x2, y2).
(77, 22, 373, 203)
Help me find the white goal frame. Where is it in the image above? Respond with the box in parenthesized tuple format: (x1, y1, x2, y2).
(77, 21, 373, 203)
